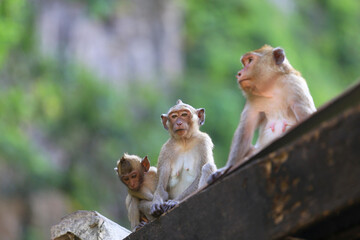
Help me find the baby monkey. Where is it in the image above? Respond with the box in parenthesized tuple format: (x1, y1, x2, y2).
(115, 153, 157, 231)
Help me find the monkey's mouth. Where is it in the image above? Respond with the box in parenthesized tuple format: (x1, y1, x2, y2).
(129, 186, 140, 191)
(238, 78, 252, 90)
(238, 78, 250, 84)
(175, 129, 186, 132)
(175, 129, 187, 135)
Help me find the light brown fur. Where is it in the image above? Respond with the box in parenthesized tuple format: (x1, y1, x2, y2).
(209, 45, 316, 183)
(115, 153, 157, 231)
(151, 100, 216, 217)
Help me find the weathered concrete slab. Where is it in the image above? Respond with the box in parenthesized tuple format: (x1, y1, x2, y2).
(51, 210, 131, 240)
(126, 82, 360, 240)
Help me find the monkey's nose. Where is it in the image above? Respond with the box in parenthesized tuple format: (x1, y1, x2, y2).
(237, 71, 242, 77)
(177, 122, 182, 126)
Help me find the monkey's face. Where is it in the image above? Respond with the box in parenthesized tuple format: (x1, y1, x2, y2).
(237, 52, 260, 91)
(161, 101, 205, 139)
(121, 170, 143, 191)
(237, 45, 287, 94)
(168, 110, 191, 137)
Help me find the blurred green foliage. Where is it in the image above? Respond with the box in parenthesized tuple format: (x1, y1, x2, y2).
(0, 0, 359, 239)
(0, 0, 25, 66)
(183, 0, 360, 160)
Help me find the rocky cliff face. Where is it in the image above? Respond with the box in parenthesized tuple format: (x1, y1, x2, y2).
(36, 0, 183, 86)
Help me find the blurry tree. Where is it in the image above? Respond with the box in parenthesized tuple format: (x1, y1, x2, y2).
(183, 0, 360, 166)
(0, 0, 25, 66)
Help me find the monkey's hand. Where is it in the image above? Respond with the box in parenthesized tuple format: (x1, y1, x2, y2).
(207, 165, 232, 185)
(134, 220, 147, 232)
(161, 199, 178, 212)
(151, 200, 179, 217)
(151, 203, 164, 218)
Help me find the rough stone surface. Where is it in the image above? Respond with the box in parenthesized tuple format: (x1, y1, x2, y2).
(51, 210, 131, 240)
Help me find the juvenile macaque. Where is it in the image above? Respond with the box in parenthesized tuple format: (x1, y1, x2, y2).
(209, 45, 316, 183)
(151, 100, 216, 217)
(115, 153, 157, 231)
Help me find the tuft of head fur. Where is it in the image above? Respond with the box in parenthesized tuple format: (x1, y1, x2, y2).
(252, 45, 301, 76)
(253, 44, 273, 54)
(116, 153, 143, 175)
(167, 99, 196, 115)
(176, 99, 183, 105)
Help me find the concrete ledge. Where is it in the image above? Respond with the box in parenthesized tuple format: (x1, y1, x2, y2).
(127, 82, 360, 240)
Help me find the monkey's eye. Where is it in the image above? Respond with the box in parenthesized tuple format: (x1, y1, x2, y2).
(123, 177, 129, 181)
(131, 174, 137, 178)
(171, 114, 177, 119)
(181, 112, 188, 117)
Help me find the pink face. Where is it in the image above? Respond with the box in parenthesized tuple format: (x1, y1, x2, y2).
(237, 53, 257, 90)
(121, 170, 142, 191)
(168, 109, 191, 137)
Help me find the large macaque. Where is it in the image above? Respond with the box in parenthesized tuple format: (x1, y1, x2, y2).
(115, 153, 157, 231)
(151, 100, 216, 217)
(209, 45, 316, 183)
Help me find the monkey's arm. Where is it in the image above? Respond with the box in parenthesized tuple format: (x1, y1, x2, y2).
(290, 82, 316, 122)
(151, 150, 171, 217)
(208, 104, 258, 184)
(138, 200, 155, 221)
(126, 194, 140, 231)
(199, 162, 217, 189)
(291, 102, 316, 122)
(137, 188, 154, 201)
(152, 162, 170, 204)
(128, 187, 153, 201)
(227, 104, 259, 167)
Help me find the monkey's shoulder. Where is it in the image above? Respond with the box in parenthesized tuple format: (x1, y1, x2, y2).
(182, 132, 213, 149)
(283, 74, 310, 94)
(145, 167, 158, 182)
(196, 131, 212, 140)
(147, 166, 157, 175)
(196, 131, 214, 148)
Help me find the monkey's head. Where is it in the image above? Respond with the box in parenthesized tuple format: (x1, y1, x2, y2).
(237, 45, 298, 95)
(115, 153, 150, 191)
(161, 99, 205, 139)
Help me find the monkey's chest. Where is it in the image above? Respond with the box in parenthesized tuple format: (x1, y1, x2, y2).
(257, 117, 294, 147)
(168, 152, 198, 198)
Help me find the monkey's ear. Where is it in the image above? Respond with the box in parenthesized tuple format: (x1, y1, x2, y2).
(114, 167, 118, 174)
(141, 156, 150, 172)
(161, 114, 169, 130)
(197, 108, 205, 126)
(176, 99, 183, 105)
(273, 47, 285, 65)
